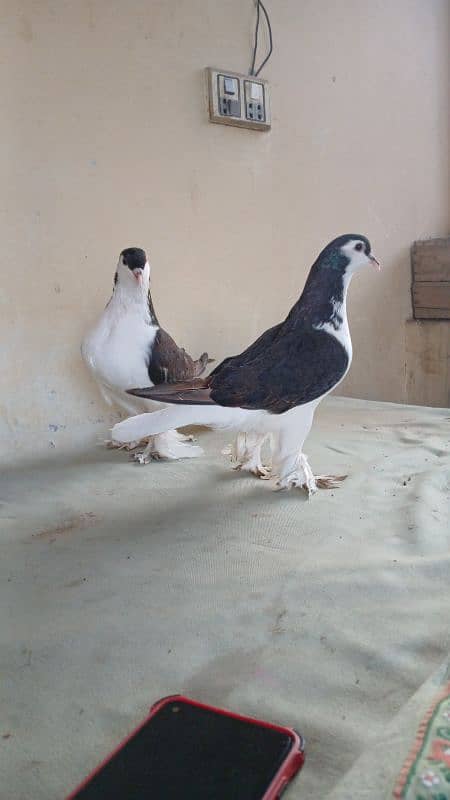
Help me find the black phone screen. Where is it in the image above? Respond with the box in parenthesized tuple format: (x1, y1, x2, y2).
(72, 699, 294, 800)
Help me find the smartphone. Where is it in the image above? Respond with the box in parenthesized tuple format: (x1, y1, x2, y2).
(66, 695, 305, 800)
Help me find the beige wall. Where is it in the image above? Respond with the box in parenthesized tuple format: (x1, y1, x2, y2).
(1, 0, 449, 456)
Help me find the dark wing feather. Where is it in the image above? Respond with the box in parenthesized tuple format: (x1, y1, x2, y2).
(128, 379, 213, 405)
(148, 328, 209, 385)
(209, 328, 349, 414)
(210, 322, 283, 377)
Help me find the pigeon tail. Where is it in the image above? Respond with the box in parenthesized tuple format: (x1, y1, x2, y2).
(128, 379, 213, 405)
(112, 404, 242, 443)
(195, 351, 213, 377)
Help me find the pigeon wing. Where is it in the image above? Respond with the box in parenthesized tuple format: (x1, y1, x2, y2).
(209, 328, 349, 414)
(210, 322, 283, 377)
(148, 328, 210, 385)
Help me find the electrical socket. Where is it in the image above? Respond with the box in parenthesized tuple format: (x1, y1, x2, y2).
(206, 67, 271, 132)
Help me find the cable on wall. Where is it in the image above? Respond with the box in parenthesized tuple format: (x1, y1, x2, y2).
(249, 0, 273, 77)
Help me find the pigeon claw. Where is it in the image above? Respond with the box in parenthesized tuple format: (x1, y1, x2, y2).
(131, 450, 163, 465)
(232, 462, 271, 480)
(107, 439, 140, 451)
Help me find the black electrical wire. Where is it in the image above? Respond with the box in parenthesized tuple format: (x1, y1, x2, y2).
(249, 0, 261, 76)
(250, 0, 273, 77)
(254, 1, 273, 76)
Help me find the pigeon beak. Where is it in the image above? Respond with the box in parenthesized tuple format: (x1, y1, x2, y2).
(133, 268, 143, 285)
(370, 254, 381, 271)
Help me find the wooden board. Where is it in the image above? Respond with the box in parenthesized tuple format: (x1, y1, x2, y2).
(405, 319, 450, 407)
(411, 238, 450, 282)
(412, 281, 450, 319)
(411, 238, 450, 319)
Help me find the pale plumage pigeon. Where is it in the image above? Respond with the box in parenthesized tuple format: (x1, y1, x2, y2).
(81, 247, 211, 462)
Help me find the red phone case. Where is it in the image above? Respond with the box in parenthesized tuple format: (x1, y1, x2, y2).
(66, 694, 305, 800)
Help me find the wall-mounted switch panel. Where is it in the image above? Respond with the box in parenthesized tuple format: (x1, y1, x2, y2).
(206, 67, 270, 132)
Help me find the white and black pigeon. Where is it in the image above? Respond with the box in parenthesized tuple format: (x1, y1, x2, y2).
(81, 246, 211, 462)
(111, 235, 380, 492)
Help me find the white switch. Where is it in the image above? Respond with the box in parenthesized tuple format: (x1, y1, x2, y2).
(224, 77, 237, 95)
(249, 82, 263, 101)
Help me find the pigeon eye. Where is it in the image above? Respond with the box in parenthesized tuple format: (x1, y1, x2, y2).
(355, 242, 363, 252)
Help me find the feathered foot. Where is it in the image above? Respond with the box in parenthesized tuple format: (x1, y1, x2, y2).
(133, 430, 203, 464)
(235, 462, 271, 479)
(132, 440, 158, 465)
(275, 454, 346, 497)
(276, 454, 318, 496)
(223, 433, 271, 479)
(106, 438, 141, 451)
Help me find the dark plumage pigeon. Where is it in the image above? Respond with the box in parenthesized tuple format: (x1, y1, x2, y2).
(112, 235, 380, 492)
(82, 247, 211, 462)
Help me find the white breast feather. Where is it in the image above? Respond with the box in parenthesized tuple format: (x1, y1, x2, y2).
(313, 293, 352, 367)
(82, 297, 157, 392)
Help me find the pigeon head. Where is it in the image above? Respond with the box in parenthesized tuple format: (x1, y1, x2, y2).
(292, 234, 380, 328)
(115, 247, 150, 290)
(316, 234, 380, 276)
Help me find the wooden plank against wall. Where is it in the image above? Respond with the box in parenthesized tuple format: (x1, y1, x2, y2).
(405, 319, 450, 408)
(411, 238, 450, 282)
(411, 238, 450, 320)
(412, 282, 450, 319)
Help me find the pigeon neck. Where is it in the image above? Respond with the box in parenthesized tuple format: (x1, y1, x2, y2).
(146, 290, 159, 325)
(289, 266, 351, 330)
(112, 280, 158, 323)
